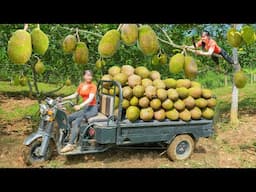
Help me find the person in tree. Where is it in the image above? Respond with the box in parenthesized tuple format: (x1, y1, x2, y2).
(60, 70, 98, 153)
(186, 30, 234, 65)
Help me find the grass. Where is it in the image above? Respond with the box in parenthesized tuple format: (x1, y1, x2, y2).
(0, 81, 76, 97)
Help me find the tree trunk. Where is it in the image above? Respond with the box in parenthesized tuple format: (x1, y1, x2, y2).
(230, 47, 241, 127)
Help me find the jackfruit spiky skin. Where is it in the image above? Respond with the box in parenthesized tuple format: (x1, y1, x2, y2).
(31, 28, 49, 55)
(121, 24, 138, 46)
(234, 70, 247, 88)
(137, 25, 159, 56)
(98, 29, 120, 58)
(63, 35, 77, 53)
(169, 53, 185, 74)
(8, 29, 32, 64)
(73, 42, 89, 64)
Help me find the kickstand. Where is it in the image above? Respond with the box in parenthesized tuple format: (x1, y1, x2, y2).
(159, 150, 166, 157)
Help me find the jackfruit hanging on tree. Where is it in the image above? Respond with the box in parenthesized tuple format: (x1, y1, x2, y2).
(73, 42, 89, 64)
(8, 29, 32, 64)
(31, 27, 49, 55)
(35, 59, 45, 74)
(234, 70, 247, 88)
(63, 35, 77, 53)
(98, 29, 120, 58)
(120, 24, 138, 46)
(227, 28, 242, 48)
(169, 53, 185, 74)
(137, 25, 159, 56)
(184, 56, 198, 80)
(241, 25, 255, 44)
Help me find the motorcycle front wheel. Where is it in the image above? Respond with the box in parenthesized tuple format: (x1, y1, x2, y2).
(23, 139, 54, 166)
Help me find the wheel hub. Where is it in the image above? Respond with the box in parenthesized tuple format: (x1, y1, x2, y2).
(33, 146, 42, 157)
(176, 141, 189, 155)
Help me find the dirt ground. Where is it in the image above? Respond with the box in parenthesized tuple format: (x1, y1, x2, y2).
(1, 96, 256, 168)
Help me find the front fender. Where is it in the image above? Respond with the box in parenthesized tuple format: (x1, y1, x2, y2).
(23, 132, 43, 146)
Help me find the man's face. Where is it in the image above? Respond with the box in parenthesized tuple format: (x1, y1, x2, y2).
(201, 33, 210, 42)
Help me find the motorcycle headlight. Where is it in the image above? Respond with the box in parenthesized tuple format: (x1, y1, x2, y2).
(39, 104, 48, 115)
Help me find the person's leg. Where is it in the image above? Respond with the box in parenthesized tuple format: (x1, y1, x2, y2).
(68, 110, 84, 127)
(84, 105, 98, 119)
(69, 115, 84, 144)
(220, 49, 234, 64)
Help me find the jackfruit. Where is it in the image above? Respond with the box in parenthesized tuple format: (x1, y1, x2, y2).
(227, 28, 242, 48)
(126, 106, 140, 122)
(35, 59, 45, 74)
(98, 29, 120, 58)
(202, 89, 213, 99)
(140, 107, 154, 121)
(101, 74, 112, 88)
(63, 35, 77, 53)
(162, 99, 173, 110)
(195, 98, 208, 108)
(128, 74, 141, 88)
(141, 78, 153, 87)
(190, 107, 202, 120)
(122, 99, 130, 109)
(122, 86, 133, 99)
(176, 87, 189, 99)
(176, 79, 191, 88)
(184, 56, 198, 79)
(234, 70, 247, 88)
(150, 71, 161, 80)
(207, 98, 217, 108)
(139, 96, 150, 108)
(150, 99, 161, 110)
(191, 81, 201, 88)
(130, 96, 139, 106)
(169, 53, 185, 74)
(114, 96, 119, 109)
(153, 79, 166, 89)
(137, 25, 159, 56)
(159, 53, 167, 65)
(109, 86, 120, 95)
(8, 29, 32, 64)
(183, 96, 195, 109)
(202, 107, 214, 120)
(31, 27, 49, 55)
(151, 55, 160, 66)
(167, 88, 179, 101)
(65, 79, 71, 86)
(121, 65, 134, 76)
(179, 109, 191, 121)
(73, 42, 89, 64)
(157, 88, 168, 101)
(108, 66, 121, 76)
(95, 59, 105, 70)
(188, 87, 202, 99)
(19, 76, 28, 86)
(145, 85, 157, 99)
(164, 78, 176, 89)
(135, 66, 150, 79)
(241, 25, 255, 44)
(121, 24, 138, 46)
(113, 73, 128, 86)
(166, 109, 179, 121)
(174, 99, 185, 111)
(154, 109, 166, 121)
(132, 85, 145, 98)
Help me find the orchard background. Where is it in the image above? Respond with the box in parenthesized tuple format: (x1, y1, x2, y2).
(0, 24, 256, 168)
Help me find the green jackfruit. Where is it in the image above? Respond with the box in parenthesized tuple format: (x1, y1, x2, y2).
(130, 96, 139, 106)
(176, 87, 189, 99)
(113, 73, 128, 86)
(133, 85, 145, 98)
(141, 78, 153, 87)
(241, 25, 255, 44)
(176, 79, 191, 88)
(121, 24, 138, 46)
(19, 76, 28, 86)
(151, 55, 160, 66)
(150, 98, 161, 110)
(202, 107, 214, 120)
(73, 42, 89, 64)
(95, 59, 105, 69)
(63, 35, 77, 53)
(234, 70, 247, 88)
(157, 88, 168, 101)
(166, 109, 179, 121)
(164, 78, 176, 89)
(122, 99, 130, 109)
(190, 107, 202, 120)
(162, 99, 173, 110)
(31, 28, 49, 55)
(8, 29, 32, 64)
(98, 29, 120, 58)
(126, 106, 140, 122)
(174, 99, 185, 111)
(179, 109, 191, 121)
(167, 88, 179, 101)
(184, 56, 198, 79)
(159, 53, 168, 65)
(227, 28, 242, 48)
(135, 66, 150, 78)
(169, 53, 185, 74)
(35, 59, 45, 74)
(140, 107, 154, 121)
(153, 79, 166, 89)
(65, 79, 71, 86)
(137, 25, 159, 56)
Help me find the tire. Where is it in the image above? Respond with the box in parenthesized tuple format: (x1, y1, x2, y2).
(22, 139, 54, 166)
(167, 135, 194, 161)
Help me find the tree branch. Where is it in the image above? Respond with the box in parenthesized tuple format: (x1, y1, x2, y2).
(59, 26, 103, 38)
(42, 84, 65, 96)
(156, 25, 222, 58)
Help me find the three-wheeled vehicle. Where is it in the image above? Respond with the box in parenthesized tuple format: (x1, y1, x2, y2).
(23, 80, 214, 165)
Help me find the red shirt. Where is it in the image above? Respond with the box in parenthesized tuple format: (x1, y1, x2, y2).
(77, 82, 97, 106)
(196, 39, 221, 54)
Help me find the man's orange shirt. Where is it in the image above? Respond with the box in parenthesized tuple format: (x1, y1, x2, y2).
(196, 39, 221, 54)
(77, 82, 97, 106)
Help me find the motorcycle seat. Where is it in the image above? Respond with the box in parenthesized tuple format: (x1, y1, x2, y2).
(87, 112, 108, 124)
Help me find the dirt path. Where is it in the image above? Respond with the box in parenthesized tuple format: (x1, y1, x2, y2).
(0, 96, 256, 168)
